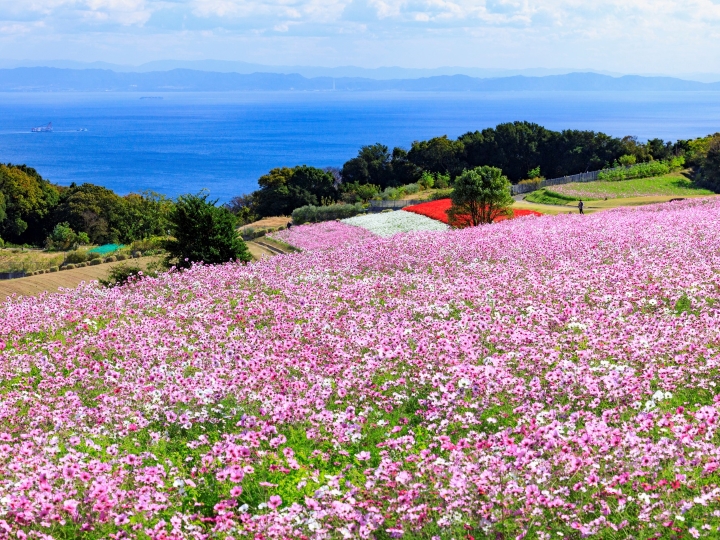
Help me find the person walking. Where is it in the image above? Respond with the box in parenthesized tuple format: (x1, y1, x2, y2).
(578, 200, 584, 215)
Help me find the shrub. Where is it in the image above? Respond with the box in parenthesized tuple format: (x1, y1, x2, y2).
(132, 251, 142, 258)
(292, 203, 365, 225)
(100, 263, 152, 288)
(429, 189, 454, 201)
(115, 254, 128, 261)
(88, 252, 102, 261)
(418, 172, 435, 190)
(49, 266, 59, 273)
(89, 259, 102, 266)
(104, 256, 117, 263)
(598, 159, 677, 182)
(165, 192, 252, 268)
(65, 250, 88, 264)
(77, 262, 87, 268)
(64, 264, 76, 270)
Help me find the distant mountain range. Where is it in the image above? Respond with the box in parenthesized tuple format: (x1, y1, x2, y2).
(2, 67, 720, 92)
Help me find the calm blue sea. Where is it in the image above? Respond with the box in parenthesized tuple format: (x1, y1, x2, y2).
(1, 91, 719, 202)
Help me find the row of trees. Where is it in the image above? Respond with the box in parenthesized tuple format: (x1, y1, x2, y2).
(235, 121, 707, 221)
(0, 164, 172, 246)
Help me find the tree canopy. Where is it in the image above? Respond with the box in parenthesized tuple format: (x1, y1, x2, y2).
(448, 166, 514, 227)
(254, 166, 337, 218)
(164, 192, 251, 268)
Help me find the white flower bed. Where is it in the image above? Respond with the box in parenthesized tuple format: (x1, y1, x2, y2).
(342, 210, 449, 237)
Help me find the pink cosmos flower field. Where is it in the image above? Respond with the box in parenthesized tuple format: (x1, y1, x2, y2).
(1, 198, 720, 538)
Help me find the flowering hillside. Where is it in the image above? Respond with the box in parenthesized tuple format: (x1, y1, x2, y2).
(2, 198, 720, 538)
(270, 221, 374, 251)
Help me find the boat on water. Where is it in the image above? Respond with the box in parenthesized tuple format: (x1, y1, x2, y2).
(31, 122, 53, 133)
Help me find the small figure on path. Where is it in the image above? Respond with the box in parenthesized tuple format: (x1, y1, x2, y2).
(578, 200, 584, 215)
(287, 222, 293, 230)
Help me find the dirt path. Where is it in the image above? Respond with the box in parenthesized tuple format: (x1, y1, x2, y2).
(0, 257, 159, 299)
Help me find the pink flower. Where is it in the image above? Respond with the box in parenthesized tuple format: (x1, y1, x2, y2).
(230, 486, 243, 497)
(268, 495, 282, 510)
(356, 451, 371, 461)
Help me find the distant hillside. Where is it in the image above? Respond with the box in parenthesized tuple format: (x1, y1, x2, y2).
(2, 67, 720, 92)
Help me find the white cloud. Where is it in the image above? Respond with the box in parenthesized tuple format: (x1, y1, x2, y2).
(0, 0, 719, 73)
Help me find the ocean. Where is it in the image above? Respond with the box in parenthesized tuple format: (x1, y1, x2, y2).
(1, 91, 719, 202)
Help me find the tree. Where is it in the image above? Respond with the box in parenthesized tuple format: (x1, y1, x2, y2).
(224, 193, 258, 226)
(45, 222, 90, 251)
(164, 192, 251, 269)
(447, 166, 514, 227)
(408, 136, 466, 178)
(53, 183, 124, 244)
(340, 144, 396, 189)
(253, 166, 337, 218)
(0, 164, 60, 244)
(700, 136, 720, 192)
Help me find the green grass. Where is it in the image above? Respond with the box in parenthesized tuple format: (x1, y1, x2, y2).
(524, 189, 581, 205)
(526, 171, 715, 203)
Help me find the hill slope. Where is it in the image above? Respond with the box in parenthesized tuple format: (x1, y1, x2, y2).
(1, 199, 720, 537)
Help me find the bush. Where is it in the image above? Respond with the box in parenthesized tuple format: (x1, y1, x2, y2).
(89, 259, 102, 266)
(49, 266, 59, 273)
(77, 262, 87, 268)
(598, 159, 677, 182)
(64, 264, 76, 270)
(100, 263, 147, 288)
(165, 192, 252, 268)
(88, 252, 102, 261)
(115, 254, 128, 261)
(65, 250, 88, 264)
(104, 256, 117, 263)
(429, 189, 454, 201)
(291, 203, 365, 225)
(132, 251, 142, 258)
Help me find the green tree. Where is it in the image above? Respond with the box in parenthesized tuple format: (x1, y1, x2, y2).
(447, 166, 513, 227)
(408, 136, 466, 178)
(53, 183, 125, 244)
(700, 136, 720, 192)
(254, 166, 337, 217)
(0, 164, 59, 244)
(46, 222, 90, 250)
(341, 144, 395, 188)
(116, 191, 173, 243)
(340, 182, 380, 203)
(224, 194, 258, 226)
(164, 192, 251, 269)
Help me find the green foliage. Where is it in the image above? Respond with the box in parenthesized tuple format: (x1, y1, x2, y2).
(418, 171, 435, 190)
(224, 194, 258, 226)
(527, 166, 542, 179)
(165, 192, 252, 269)
(408, 135, 466, 178)
(429, 188, 454, 201)
(597, 159, 679, 182)
(291, 203, 365, 225)
(699, 136, 720, 192)
(0, 164, 60, 244)
(254, 166, 337, 218)
(526, 188, 584, 205)
(340, 182, 380, 203)
(618, 154, 637, 166)
(100, 262, 159, 288)
(65, 250, 88, 264)
(45, 222, 90, 251)
(448, 166, 514, 227)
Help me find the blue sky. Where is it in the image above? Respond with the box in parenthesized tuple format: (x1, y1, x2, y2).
(1, 0, 719, 74)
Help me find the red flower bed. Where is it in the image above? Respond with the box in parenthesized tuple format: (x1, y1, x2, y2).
(404, 198, 542, 226)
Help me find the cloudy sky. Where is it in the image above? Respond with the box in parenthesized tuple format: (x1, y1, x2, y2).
(1, 0, 720, 74)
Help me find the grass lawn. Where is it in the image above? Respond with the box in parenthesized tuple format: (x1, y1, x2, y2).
(526, 170, 715, 203)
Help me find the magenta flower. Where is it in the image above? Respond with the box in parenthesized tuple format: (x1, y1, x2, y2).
(268, 495, 282, 510)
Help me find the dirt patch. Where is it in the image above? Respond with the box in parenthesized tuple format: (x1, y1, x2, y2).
(239, 216, 291, 231)
(0, 257, 161, 299)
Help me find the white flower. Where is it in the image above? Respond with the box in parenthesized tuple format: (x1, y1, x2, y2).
(458, 378, 471, 389)
(343, 211, 449, 237)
